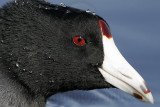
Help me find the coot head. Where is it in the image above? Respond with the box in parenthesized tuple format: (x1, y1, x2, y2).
(0, 0, 153, 106)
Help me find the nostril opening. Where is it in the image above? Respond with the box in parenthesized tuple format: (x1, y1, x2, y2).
(120, 72, 132, 79)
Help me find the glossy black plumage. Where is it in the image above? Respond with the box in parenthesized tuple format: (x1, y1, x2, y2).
(0, 0, 112, 107)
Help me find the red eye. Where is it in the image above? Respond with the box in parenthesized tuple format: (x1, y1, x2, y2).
(73, 36, 86, 46)
(99, 20, 112, 39)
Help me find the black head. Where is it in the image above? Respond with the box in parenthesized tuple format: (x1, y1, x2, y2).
(0, 0, 112, 98)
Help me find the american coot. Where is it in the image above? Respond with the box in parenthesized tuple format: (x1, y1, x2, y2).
(0, 0, 153, 107)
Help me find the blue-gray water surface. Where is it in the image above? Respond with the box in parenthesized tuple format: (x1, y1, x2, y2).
(1, 0, 160, 107)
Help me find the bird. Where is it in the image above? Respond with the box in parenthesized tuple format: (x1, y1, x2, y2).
(0, 0, 154, 107)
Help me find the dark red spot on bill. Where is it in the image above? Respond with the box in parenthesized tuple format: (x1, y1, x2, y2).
(144, 86, 151, 94)
(133, 93, 143, 100)
(140, 82, 151, 94)
(99, 20, 112, 39)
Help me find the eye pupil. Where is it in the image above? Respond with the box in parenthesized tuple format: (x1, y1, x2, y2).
(73, 36, 86, 46)
(77, 38, 82, 42)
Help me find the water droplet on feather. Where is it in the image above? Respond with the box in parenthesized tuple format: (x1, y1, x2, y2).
(92, 12, 96, 15)
(22, 2, 24, 5)
(9, 53, 13, 56)
(14, 0, 17, 3)
(60, 3, 66, 7)
(14, 0, 18, 5)
(23, 47, 31, 51)
(48, 56, 51, 59)
(49, 80, 54, 83)
(86, 9, 91, 13)
(1, 40, 4, 43)
(23, 69, 26, 71)
(29, 71, 33, 73)
(16, 63, 20, 68)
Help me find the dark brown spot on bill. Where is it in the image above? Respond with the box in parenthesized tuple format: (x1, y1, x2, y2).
(133, 93, 143, 100)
